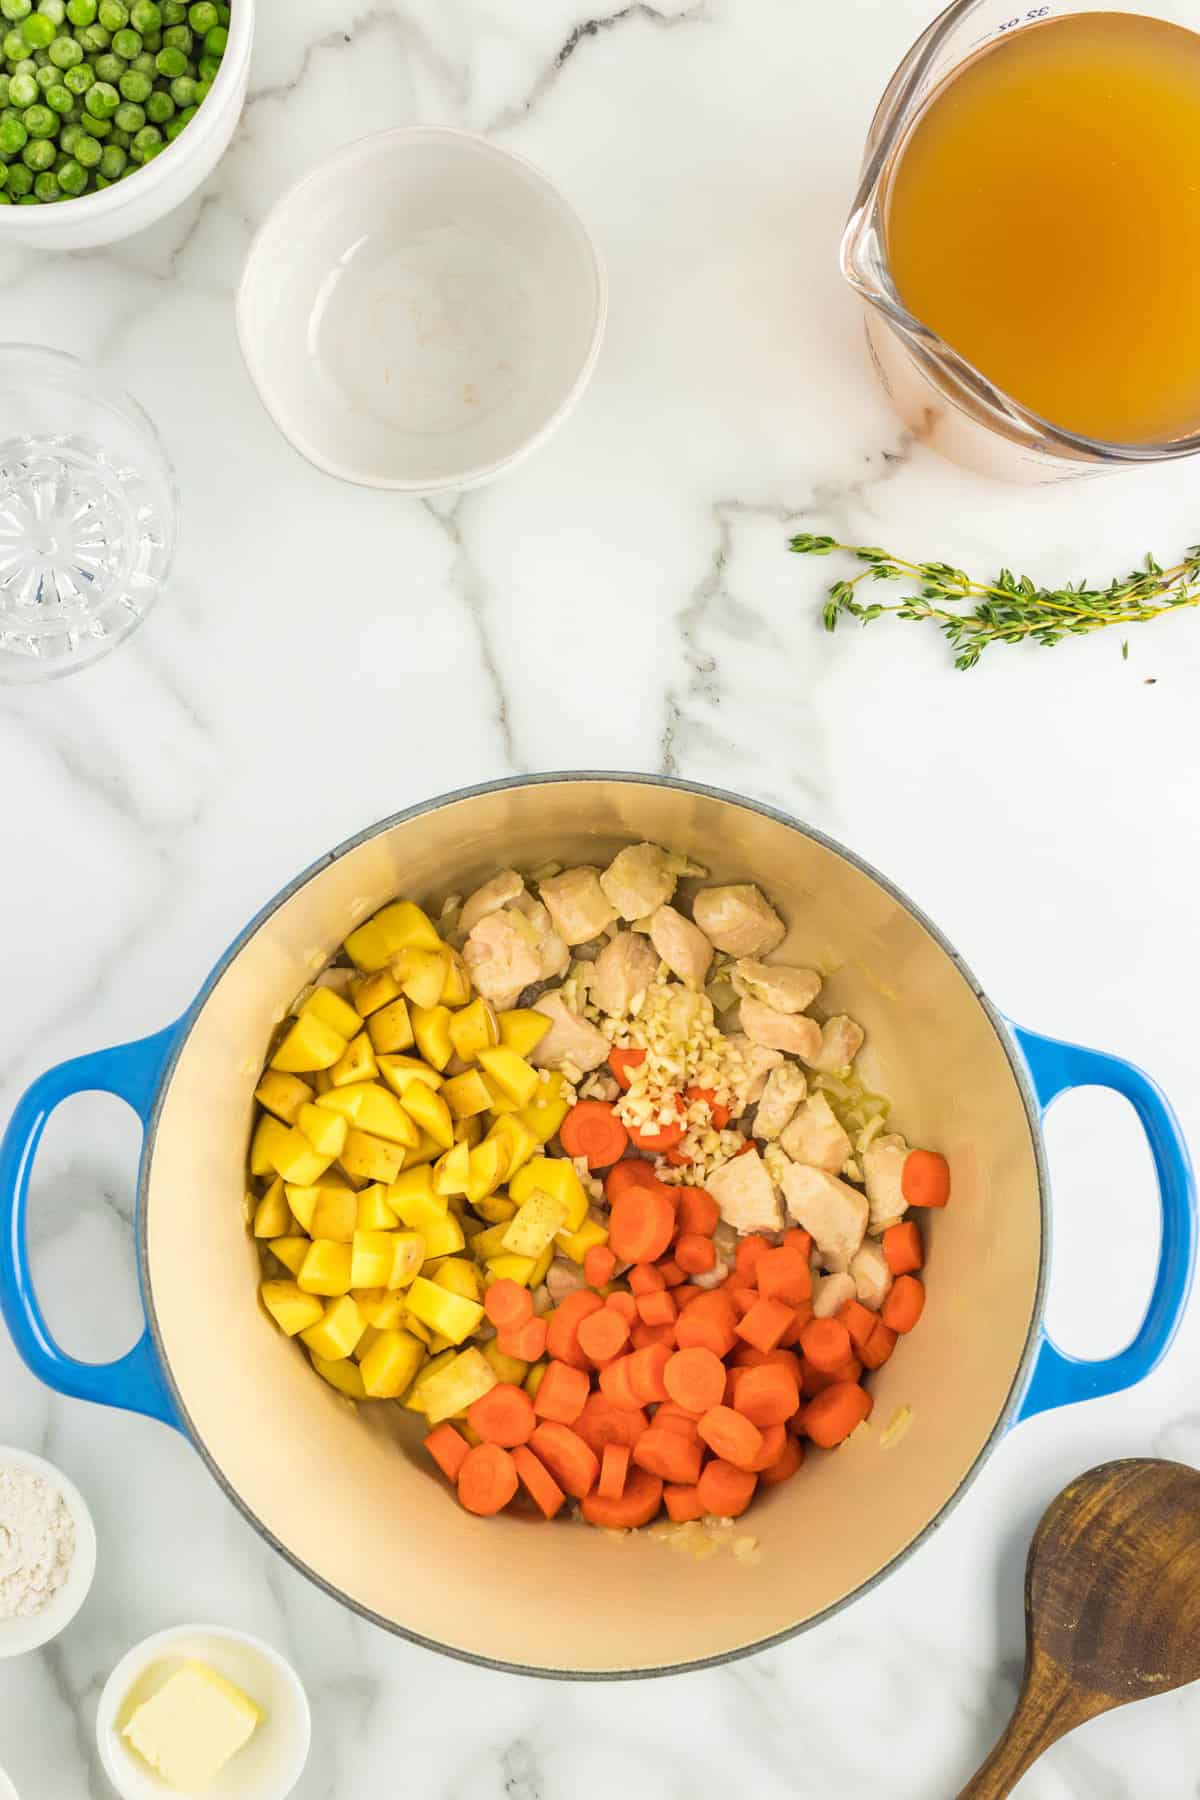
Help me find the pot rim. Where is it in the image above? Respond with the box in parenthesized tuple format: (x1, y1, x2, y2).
(136, 770, 1049, 1680)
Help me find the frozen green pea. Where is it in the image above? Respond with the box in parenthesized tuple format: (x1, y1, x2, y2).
(116, 64, 145, 95)
(126, 116, 154, 155)
(77, 20, 106, 47)
(92, 50, 121, 77)
(0, 75, 8, 104)
(161, 0, 183, 18)
(47, 30, 80, 62)
(97, 0, 125, 24)
(74, 122, 100, 159)
(11, 55, 36, 71)
(152, 41, 180, 74)
(195, 51, 215, 80)
(57, 115, 78, 144)
(63, 60, 91, 90)
(44, 79, 70, 108)
(21, 132, 52, 164)
(8, 68, 33, 101)
(40, 0, 67, 24)
(96, 134, 120, 171)
(137, 23, 155, 46)
(158, 17, 184, 46)
(186, 0, 213, 28)
(4, 154, 29, 186)
(77, 103, 106, 130)
(83, 73, 115, 111)
(2, 27, 23, 54)
(200, 20, 220, 55)
(110, 23, 137, 54)
(129, 45, 151, 69)
(18, 10, 52, 44)
(106, 119, 125, 141)
(21, 98, 52, 130)
(55, 152, 87, 190)
(165, 69, 190, 103)
(145, 86, 168, 118)
(0, 0, 31, 18)
(128, 0, 155, 21)
(33, 59, 54, 84)
(111, 95, 136, 125)
(0, 111, 24, 148)
(65, 0, 95, 19)
(32, 166, 57, 196)
(188, 74, 205, 100)
(0, 161, 6, 184)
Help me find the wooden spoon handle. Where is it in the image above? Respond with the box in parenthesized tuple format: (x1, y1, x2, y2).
(956, 1665, 1098, 1800)
(955, 1711, 1052, 1799)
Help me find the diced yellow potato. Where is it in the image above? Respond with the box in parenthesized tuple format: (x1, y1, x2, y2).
(298, 1239, 353, 1296)
(299, 986, 362, 1042)
(400, 1130, 443, 1170)
(250, 1115, 292, 1178)
(366, 998, 414, 1056)
(477, 1046, 540, 1107)
(355, 1184, 399, 1230)
(393, 946, 450, 1011)
(555, 1216, 609, 1263)
(350, 1229, 395, 1289)
(469, 1222, 512, 1262)
(524, 1360, 550, 1399)
(482, 1340, 528, 1385)
(479, 1073, 521, 1115)
(510, 1157, 588, 1231)
(428, 1331, 457, 1355)
(388, 1165, 442, 1209)
(313, 1083, 369, 1122)
(440, 1070, 492, 1120)
(405, 1276, 484, 1343)
(352, 970, 402, 1017)
(360, 1328, 425, 1399)
(401, 1347, 454, 1411)
(375, 901, 442, 953)
(471, 1192, 517, 1225)
(354, 1324, 381, 1364)
(313, 1069, 334, 1095)
(466, 1138, 508, 1204)
(343, 1083, 419, 1146)
(448, 998, 499, 1064)
(405, 1314, 434, 1347)
(394, 1207, 462, 1262)
(432, 1258, 482, 1303)
(310, 1353, 366, 1399)
(284, 1171, 350, 1232)
(354, 1287, 407, 1329)
(268, 1237, 310, 1277)
(270, 1014, 346, 1073)
(254, 1071, 314, 1125)
(454, 1115, 485, 1148)
(529, 1244, 554, 1286)
(329, 1033, 379, 1088)
(414, 1345, 496, 1425)
(516, 1073, 572, 1145)
(343, 920, 393, 973)
(486, 1252, 538, 1286)
(498, 1009, 552, 1058)
(458, 1418, 484, 1446)
(384, 1230, 425, 1289)
(252, 1179, 291, 1239)
(260, 1280, 324, 1336)
(503, 1190, 568, 1259)
(399, 1079, 454, 1150)
(300, 1293, 365, 1360)
(441, 951, 472, 1007)
(411, 1004, 454, 1072)
(433, 1139, 470, 1197)
(376, 1054, 443, 1097)
(485, 1114, 539, 1181)
(270, 1127, 335, 1187)
(340, 1129, 405, 1185)
(297, 1102, 348, 1159)
(310, 1188, 357, 1242)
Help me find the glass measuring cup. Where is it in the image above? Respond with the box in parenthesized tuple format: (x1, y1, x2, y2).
(842, 0, 1200, 480)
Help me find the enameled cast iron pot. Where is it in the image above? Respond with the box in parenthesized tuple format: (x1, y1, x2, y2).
(1, 775, 1194, 1677)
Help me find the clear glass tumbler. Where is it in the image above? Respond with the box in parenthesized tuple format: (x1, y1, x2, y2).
(0, 346, 179, 682)
(842, 0, 1200, 481)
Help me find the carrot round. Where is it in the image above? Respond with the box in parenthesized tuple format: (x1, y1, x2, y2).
(783, 1226, 813, 1260)
(633, 1426, 704, 1485)
(546, 1290, 605, 1369)
(631, 1321, 677, 1351)
(902, 1148, 950, 1208)
(860, 1319, 897, 1369)
(663, 1346, 726, 1415)
(801, 1381, 872, 1448)
(698, 1404, 764, 1469)
(735, 1234, 771, 1282)
(755, 1245, 812, 1306)
(424, 1421, 469, 1482)
(605, 1289, 638, 1323)
(608, 1185, 676, 1265)
(468, 1381, 536, 1447)
(457, 1443, 518, 1516)
(499, 1315, 548, 1362)
(674, 1232, 716, 1276)
(584, 1244, 618, 1289)
(598, 1354, 644, 1412)
(608, 1047, 646, 1090)
(733, 1363, 801, 1427)
(744, 1421, 788, 1472)
(777, 1305, 810, 1349)
(534, 1359, 591, 1425)
(654, 1402, 703, 1444)
(605, 1158, 665, 1204)
(800, 1316, 853, 1374)
(485, 1278, 532, 1329)
(628, 1342, 673, 1404)
(629, 1262, 666, 1295)
(697, 1459, 757, 1518)
(760, 1435, 804, 1485)
(802, 1351, 862, 1397)
(529, 1421, 599, 1498)
(837, 1298, 878, 1353)
(674, 1188, 719, 1236)
(577, 1306, 631, 1367)
(574, 1390, 649, 1454)
(663, 1483, 705, 1522)
(736, 1295, 796, 1353)
(882, 1274, 926, 1333)
(636, 1289, 677, 1329)
(561, 1100, 629, 1169)
(728, 1286, 759, 1319)
(597, 1441, 630, 1500)
(730, 1344, 804, 1382)
(676, 1296, 737, 1359)
(657, 1258, 686, 1288)
(626, 1104, 686, 1152)
(882, 1219, 924, 1275)
(581, 1466, 663, 1528)
(511, 1443, 566, 1518)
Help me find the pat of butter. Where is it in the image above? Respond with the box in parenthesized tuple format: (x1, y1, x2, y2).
(123, 1659, 264, 1791)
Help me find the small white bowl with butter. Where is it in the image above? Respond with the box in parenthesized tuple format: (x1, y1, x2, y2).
(96, 1625, 310, 1800)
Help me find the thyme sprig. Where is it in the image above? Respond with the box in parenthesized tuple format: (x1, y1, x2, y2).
(790, 532, 1200, 669)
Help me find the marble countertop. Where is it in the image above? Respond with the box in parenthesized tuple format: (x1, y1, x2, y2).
(3, 1, 1200, 1795)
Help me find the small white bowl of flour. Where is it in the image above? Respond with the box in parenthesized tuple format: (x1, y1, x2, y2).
(0, 1447, 96, 1657)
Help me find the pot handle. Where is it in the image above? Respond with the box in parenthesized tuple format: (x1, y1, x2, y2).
(1012, 1024, 1196, 1424)
(0, 1025, 183, 1431)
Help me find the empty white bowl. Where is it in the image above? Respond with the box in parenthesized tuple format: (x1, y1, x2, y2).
(236, 127, 607, 492)
(96, 1624, 310, 1800)
(0, 1446, 96, 1658)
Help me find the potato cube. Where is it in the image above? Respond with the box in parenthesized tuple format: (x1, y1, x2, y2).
(254, 1071, 313, 1125)
(411, 1004, 454, 1072)
(360, 1328, 425, 1399)
(479, 1074, 520, 1115)
(413, 1346, 496, 1424)
(477, 1046, 540, 1107)
(348, 1084, 419, 1146)
(350, 1230, 395, 1289)
(433, 1140, 470, 1197)
(366, 998, 414, 1056)
(270, 1014, 346, 1073)
(485, 1114, 539, 1181)
(340, 1129, 405, 1184)
(401, 1347, 454, 1411)
(502, 1190, 568, 1259)
(386, 1231, 426, 1289)
(393, 947, 450, 1011)
(329, 1033, 379, 1088)
(376, 1055, 443, 1098)
(510, 1157, 588, 1230)
(498, 1009, 552, 1058)
(441, 951, 472, 1007)
(516, 1074, 571, 1145)
(342, 921, 393, 973)
(374, 901, 441, 953)
(387, 1166, 443, 1211)
(310, 1353, 366, 1399)
(395, 1207, 463, 1262)
(260, 1280, 324, 1337)
(524, 1360, 549, 1399)
(354, 1324, 381, 1364)
(454, 1116, 485, 1148)
(310, 1188, 357, 1243)
(485, 1252, 538, 1286)
(269, 1237, 310, 1277)
(555, 1217, 610, 1263)
(448, 998, 499, 1064)
(313, 1083, 369, 1122)
(405, 1276, 484, 1343)
(471, 1192, 516, 1225)
(432, 1258, 482, 1303)
(252, 1179, 291, 1239)
(440, 1070, 492, 1120)
(297, 1103, 348, 1159)
(469, 1222, 512, 1262)
(529, 1244, 554, 1286)
(298, 1240, 353, 1296)
(356, 1185, 399, 1230)
(482, 1340, 528, 1385)
(300, 986, 362, 1042)
(313, 1069, 334, 1095)
(300, 1293, 366, 1360)
(466, 1138, 507, 1204)
(270, 1128, 335, 1187)
(353, 1287, 407, 1329)
(405, 1315, 435, 1347)
(399, 1080, 454, 1150)
(287, 1175, 353, 1233)
(352, 969, 402, 1017)
(250, 1115, 292, 1178)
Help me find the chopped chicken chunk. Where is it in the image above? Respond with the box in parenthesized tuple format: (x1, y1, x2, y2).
(545, 1255, 588, 1305)
(707, 1147, 783, 1235)
(463, 911, 542, 1010)
(739, 997, 822, 1059)
(780, 1092, 851, 1173)
(459, 868, 524, 937)
(648, 903, 713, 990)
(507, 894, 570, 982)
(812, 1271, 857, 1319)
(599, 842, 678, 921)
(864, 1133, 909, 1233)
(692, 884, 786, 957)
(589, 930, 659, 1017)
(753, 1063, 808, 1141)
(780, 1163, 868, 1273)
(850, 1240, 893, 1312)
(529, 991, 610, 1073)
(732, 960, 822, 1015)
(538, 866, 618, 947)
(805, 1014, 866, 1073)
(725, 1034, 784, 1116)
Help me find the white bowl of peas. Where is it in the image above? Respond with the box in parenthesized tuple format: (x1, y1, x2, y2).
(0, 0, 251, 247)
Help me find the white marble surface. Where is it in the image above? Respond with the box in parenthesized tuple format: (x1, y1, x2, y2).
(2, 0, 1200, 1794)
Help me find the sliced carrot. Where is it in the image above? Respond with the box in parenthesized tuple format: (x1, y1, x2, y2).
(499, 1315, 548, 1362)
(882, 1219, 924, 1275)
(663, 1483, 705, 1522)
(598, 1441, 630, 1500)
(654, 1402, 703, 1444)
(577, 1307, 631, 1367)
(573, 1390, 649, 1454)
(546, 1290, 605, 1370)
(664, 1146, 693, 1168)
(584, 1244, 618, 1289)
(633, 1426, 704, 1485)
(605, 1290, 638, 1323)
(457, 1443, 518, 1516)
(802, 1353, 862, 1397)
(733, 1363, 801, 1427)
(608, 1185, 676, 1265)
(561, 1100, 629, 1170)
(627, 1098, 686, 1153)
(629, 1262, 666, 1296)
(684, 1086, 731, 1129)
(598, 1354, 644, 1412)
(837, 1298, 877, 1353)
(636, 1289, 677, 1328)
(760, 1435, 804, 1485)
(800, 1316, 853, 1373)
(902, 1148, 950, 1208)
(468, 1382, 536, 1447)
(511, 1443, 566, 1519)
(676, 1294, 737, 1359)
(736, 1295, 796, 1352)
(697, 1459, 757, 1518)
(776, 1305, 811, 1349)
(783, 1227, 813, 1260)
(674, 1187, 719, 1237)
(697, 1404, 764, 1469)
(735, 1234, 771, 1282)
(663, 1346, 726, 1415)
(674, 1283, 709, 1311)
(674, 1232, 717, 1276)
(628, 1342, 673, 1405)
(529, 1421, 599, 1499)
(424, 1421, 469, 1482)
(882, 1274, 925, 1333)
(485, 1278, 532, 1329)
(657, 1258, 686, 1288)
(632, 1320, 677, 1350)
(581, 1466, 663, 1528)
(534, 1360, 591, 1425)
(608, 1047, 646, 1091)
(729, 1286, 759, 1319)
(860, 1319, 897, 1369)
(744, 1421, 788, 1472)
(755, 1245, 812, 1306)
(730, 1345, 804, 1383)
(604, 1158, 666, 1204)
(801, 1382, 872, 1448)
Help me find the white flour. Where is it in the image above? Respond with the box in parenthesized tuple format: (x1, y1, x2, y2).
(0, 1464, 76, 1619)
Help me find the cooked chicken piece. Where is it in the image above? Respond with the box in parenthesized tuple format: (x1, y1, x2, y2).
(529, 991, 610, 1073)
(780, 1163, 868, 1273)
(864, 1133, 909, 1233)
(459, 868, 525, 937)
(707, 1147, 783, 1235)
(732, 960, 822, 1015)
(589, 930, 659, 1017)
(599, 842, 678, 921)
(753, 1063, 808, 1141)
(850, 1240, 893, 1312)
(538, 866, 618, 947)
(463, 911, 542, 1010)
(581, 1071, 620, 1104)
(692, 884, 786, 957)
(805, 1014, 866, 1073)
(507, 894, 570, 983)
(780, 1092, 851, 1174)
(812, 1271, 857, 1319)
(739, 997, 822, 1059)
(648, 904, 713, 990)
(725, 1034, 785, 1116)
(545, 1256, 588, 1305)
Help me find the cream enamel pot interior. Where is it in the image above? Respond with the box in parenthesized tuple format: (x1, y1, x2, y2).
(1, 775, 1194, 1678)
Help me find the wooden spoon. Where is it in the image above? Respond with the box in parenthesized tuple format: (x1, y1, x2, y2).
(958, 1458, 1200, 1798)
